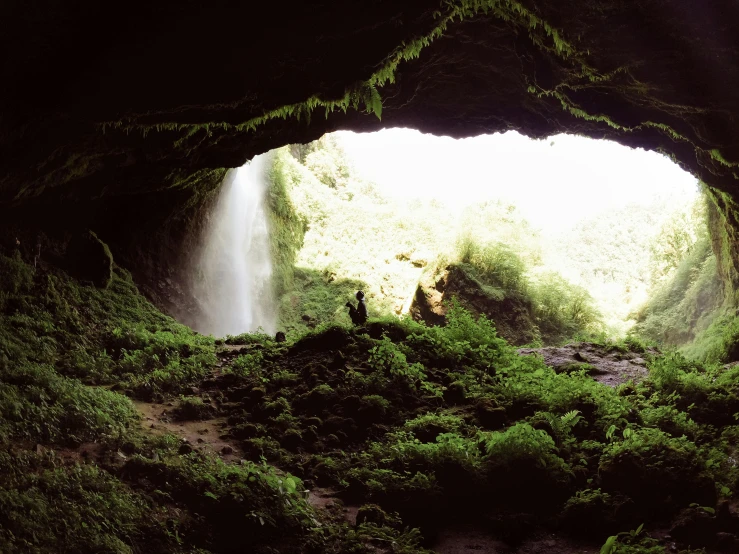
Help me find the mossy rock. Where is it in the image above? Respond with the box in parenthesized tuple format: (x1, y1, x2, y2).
(66, 230, 113, 288)
(474, 398, 506, 429)
(172, 397, 216, 421)
(561, 489, 636, 537)
(356, 504, 398, 527)
(280, 429, 303, 451)
(443, 381, 467, 404)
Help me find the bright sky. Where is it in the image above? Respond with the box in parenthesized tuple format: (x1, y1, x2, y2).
(335, 129, 700, 233)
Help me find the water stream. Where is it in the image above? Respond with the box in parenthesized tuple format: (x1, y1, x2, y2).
(191, 154, 275, 337)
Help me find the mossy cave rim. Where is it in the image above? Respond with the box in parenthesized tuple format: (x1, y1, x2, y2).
(3, 0, 739, 308)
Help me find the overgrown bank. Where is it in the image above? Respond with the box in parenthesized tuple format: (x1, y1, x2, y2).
(3, 238, 739, 552)
(632, 193, 739, 365)
(0, 244, 428, 553)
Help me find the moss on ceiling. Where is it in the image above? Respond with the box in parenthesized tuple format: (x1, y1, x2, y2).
(1, 0, 739, 294)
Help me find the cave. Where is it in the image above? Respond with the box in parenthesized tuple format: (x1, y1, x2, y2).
(3, 1, 739, 552)
(4, 1, 739, 302)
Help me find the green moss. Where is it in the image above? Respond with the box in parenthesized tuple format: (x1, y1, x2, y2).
(0, 250, 215, 411)
(710, 148, 739, 168)
(266, 150, 308, 297)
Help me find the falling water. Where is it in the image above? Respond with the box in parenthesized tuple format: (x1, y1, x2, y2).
(191, 154, 275, 337)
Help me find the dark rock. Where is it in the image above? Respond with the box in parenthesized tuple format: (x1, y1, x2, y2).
(670, 506, 718, 547)
(280, 429, 303, 452)
(304, 416, 323, 428)
(600, 439, 717, 519)
(275, 331, 286, 343)
(322, 415, 354, 435)
(231, 423, 259, 440)
(475, 398, 506, 429)
(340, 395, 361, 416)
(444, 381, 467, 404)
(120, 441, 137, 455)
(329, 350, 346, 369)
(356, 504, 390, 527)
(178, 443, 193, 455)
(716, 532, 739, 552)
(66, 230, 113, 288)
(302, 427, 319, 445)
(221, 445, 234, 455)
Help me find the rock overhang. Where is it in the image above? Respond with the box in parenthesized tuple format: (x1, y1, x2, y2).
(2, 0, 739, 290)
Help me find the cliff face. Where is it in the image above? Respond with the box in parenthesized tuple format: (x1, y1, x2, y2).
(2, 0, 739, 298)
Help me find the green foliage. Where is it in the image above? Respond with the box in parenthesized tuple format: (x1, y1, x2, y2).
(369, 336, 426, 383)
(480, 422, 571, 477)
(406, 300, 511, 372)
(0, 362, 137, 445)
(682, 310, 739, 364)
(0, 455, 167, 554)
(452, 239, 602, 343)
(228, 350, 266, 378)
(0, 250, 216, 444)
(267, 151, 308, 297)
(122, 449, 315, 550)
(0, 249, 34, 296)
(634, 233, 723, 353)
(456, 237, 528, 292)
(108, 323, 216, 393)
(268, 133, 707, 347)
(532, 271, 603, 343)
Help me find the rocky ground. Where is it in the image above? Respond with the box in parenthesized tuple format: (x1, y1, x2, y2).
(125, 328, 739, 554)
(518, 342, 655, 387)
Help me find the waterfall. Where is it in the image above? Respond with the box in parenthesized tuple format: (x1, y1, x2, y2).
(191, 154, 276, 337)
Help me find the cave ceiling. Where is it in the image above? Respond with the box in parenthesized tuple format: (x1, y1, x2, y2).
(2, 0, 739, 216)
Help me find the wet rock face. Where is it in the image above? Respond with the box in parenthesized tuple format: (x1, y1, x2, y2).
(2, 1, 739, 288)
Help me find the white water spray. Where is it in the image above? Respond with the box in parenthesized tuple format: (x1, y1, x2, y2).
(191, 154, 275, 337)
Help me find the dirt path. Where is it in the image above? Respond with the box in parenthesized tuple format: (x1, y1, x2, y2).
(133, 400, 243, 461)
(518, 342, 653, 387)
(433, 526, 599, 554)
(306, 487, 359, 524)
(133, 397, 360, 523)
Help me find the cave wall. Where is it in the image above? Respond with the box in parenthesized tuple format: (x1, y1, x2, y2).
(2, 0, 739, 307)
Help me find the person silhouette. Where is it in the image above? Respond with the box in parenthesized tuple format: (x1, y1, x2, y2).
(346, 290, 368, 325)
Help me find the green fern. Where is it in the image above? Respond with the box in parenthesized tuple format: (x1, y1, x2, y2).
(560, 409, 581, 429)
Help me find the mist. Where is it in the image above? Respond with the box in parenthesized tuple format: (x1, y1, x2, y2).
(190, 154, 275, 337)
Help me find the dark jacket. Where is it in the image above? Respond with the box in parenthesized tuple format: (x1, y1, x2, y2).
(356, 298, 368, 323)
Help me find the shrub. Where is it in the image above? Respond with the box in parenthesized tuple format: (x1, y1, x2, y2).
(480, 422, 570, 477)
(455, 237, 528, 293)
(599, 428, 715, 513)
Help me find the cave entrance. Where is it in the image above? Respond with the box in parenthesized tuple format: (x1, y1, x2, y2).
(269, 129, 709, 345)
